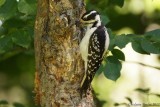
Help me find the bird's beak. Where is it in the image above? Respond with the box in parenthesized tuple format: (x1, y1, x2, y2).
(80, 19, 87, 27)
(80, 19, 96, 24)
(80, 19, 85, 23)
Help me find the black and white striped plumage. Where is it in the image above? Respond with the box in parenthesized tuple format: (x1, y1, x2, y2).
(80, 10, 110, 95)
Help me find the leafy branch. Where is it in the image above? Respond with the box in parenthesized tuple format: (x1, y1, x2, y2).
(101, 29, 160, 81)
(0, 0, 36, 61)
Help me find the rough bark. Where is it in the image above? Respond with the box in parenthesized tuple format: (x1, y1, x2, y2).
(34, 0, 95, 106)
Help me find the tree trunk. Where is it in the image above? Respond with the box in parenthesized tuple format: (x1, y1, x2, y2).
(34, 0, 95, 106)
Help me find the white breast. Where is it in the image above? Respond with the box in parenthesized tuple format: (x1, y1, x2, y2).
(80, 27, 97, 62)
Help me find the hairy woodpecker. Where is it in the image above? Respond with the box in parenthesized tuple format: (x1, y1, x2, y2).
(80, 10, 110, 95)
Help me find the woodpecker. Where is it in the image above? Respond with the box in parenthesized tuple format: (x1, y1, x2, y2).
(80, 10, 110, 95)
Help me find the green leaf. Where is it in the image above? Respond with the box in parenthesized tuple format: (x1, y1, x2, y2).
(107, 28, 115, 39)
(0, 0, 17, 20)
(131, 37, 149, 55)
(150, 35, 160, 42)
(103, 56, 121, 81)
(125, 97, 132, 104)
(107, 28, 115, 50)
(114, 34, 130, 49)
(0, 0, 6, 7)
(114, 103, 120, 106)
(141, 38, 160, 54)
(3, 18, 26, 29)
(0, 35, 13, 54)
(11, 30, 31, 48)
(145, 29, 160, 42)
(108, 38, 115, 51)
(108, 29, 116, 50)
(111, 49, 125, 61)
(101, 15, 110, 25)
(108, 0, 124, 7)
(0, 26, 6, 36)
(0, 100, 8, 104)
(145, 29, 160, 36)
(24, 26, 34, 39)
(13, 102, 25, 107)
(18, 0, 37, 15)
(135, 88, 150, 94)
(154, 94, 160, 98)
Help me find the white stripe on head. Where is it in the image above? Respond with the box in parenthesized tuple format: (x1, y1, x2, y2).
(84, 10, 97, 18)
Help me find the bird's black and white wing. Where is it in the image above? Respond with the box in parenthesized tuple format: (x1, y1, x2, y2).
(80, 25, 108, 94)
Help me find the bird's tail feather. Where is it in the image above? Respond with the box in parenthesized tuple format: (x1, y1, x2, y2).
(80, 73, 92, 97)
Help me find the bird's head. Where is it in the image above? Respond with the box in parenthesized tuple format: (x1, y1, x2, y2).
(81, 10, 101, 28)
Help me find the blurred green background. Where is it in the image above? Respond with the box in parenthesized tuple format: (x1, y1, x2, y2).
(0, 0, 160, 107)
(0, 0, 36, 106)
